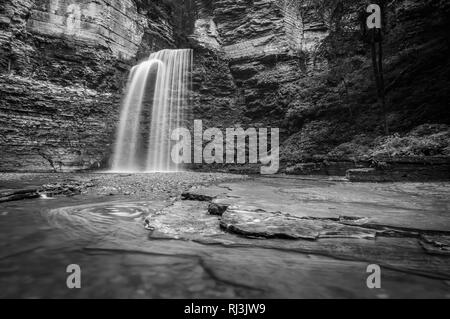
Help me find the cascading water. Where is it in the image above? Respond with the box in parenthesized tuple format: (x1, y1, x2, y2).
(111, 49, 193, 172)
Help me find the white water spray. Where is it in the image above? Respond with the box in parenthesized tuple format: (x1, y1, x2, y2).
(111, 49, 193, 172)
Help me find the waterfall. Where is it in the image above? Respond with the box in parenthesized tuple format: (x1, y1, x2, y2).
(111, 49, 193, 172)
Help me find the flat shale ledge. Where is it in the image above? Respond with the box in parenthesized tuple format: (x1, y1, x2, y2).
(220, 207, 378, 240)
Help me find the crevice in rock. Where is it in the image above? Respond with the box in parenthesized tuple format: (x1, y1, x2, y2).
(197, 257, 266, 292)
(181, 191, 215, 201)
(419, 234, 450, 256)
(84, 246, 199, 259)
(84, 246, 265, 292)
(189, 239, 450, 281)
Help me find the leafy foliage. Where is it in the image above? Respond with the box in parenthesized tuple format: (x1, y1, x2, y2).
(370, 125, 450, 157)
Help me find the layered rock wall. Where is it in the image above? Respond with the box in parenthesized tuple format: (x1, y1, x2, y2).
(188, 0, 450, 173)
(0, 0, 176, 171)
(189, 0, 328, 131)
(1, 0, 449, 173)
(27, 0, 148, 60)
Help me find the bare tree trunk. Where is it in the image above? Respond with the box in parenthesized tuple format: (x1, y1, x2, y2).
(370, 29, 389, 135)
(341, 77, 353, 118)
(377, 34, 388, 135)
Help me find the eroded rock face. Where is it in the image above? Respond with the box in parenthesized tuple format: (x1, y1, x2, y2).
(0, 0, 175, 171)
(27, 0, 149, 60)
(0, 75, 120, 171)
(190, 0, 310, 128)
(1, 0, 449, 172)
(188, 0, 450, 173)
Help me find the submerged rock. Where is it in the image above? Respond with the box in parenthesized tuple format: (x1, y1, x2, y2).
(208, 202, 229, 216)
(420, 234, 450, 256)
(145, 200, 223, 239)
(0, 188, 40, 203)
(181, 185, 230, 201)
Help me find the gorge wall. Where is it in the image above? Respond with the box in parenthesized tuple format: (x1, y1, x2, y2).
(0, 0, 175, 171)
(1, 0, 449, 172)
(188, 0, 450, 173)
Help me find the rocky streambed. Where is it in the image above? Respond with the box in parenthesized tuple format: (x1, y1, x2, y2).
(0, 172, 449, 298)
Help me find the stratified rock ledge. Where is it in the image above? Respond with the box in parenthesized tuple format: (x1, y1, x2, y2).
(220, 207, 378, 240)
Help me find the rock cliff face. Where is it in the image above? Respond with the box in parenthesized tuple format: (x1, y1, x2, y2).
(189, 0, 308, 129)
(0, 0, 175, 171)
(188, 0, 450, 172)
(1, 0, 449, 172)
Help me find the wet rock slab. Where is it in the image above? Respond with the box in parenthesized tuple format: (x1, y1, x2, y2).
(420, 234, 450, 256)
(220, 207, 377, 240)
(178, 176, 450, 282)
(0, 179, 94, 203)
(185, 176, 450, 232)
(145, 200, 223, 239)
(2, 173, 450, 298)
(0, 188, 41, 203)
